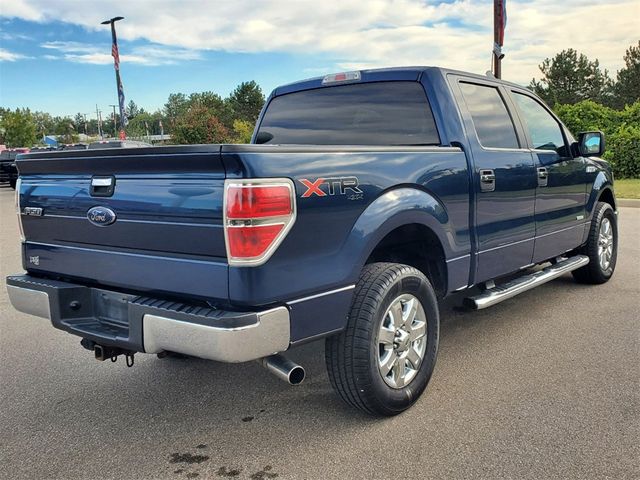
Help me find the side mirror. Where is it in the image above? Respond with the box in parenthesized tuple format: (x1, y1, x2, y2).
(577, 131, 605, 157)
(254, 131, 274, 144)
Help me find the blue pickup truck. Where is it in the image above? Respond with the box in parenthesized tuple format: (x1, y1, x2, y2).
(7, 67, 618, 416)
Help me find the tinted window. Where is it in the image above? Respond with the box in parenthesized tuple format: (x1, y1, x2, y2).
(459, 82, 519, 149)
(512, 92, 565, 152)
(257, 82, 439, 145)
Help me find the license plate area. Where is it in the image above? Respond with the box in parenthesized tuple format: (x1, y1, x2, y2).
(92, 289, 137, 331)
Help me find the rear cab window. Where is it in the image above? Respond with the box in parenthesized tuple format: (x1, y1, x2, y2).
(458, 82, 519, 149)
(256, 81, 440, 145)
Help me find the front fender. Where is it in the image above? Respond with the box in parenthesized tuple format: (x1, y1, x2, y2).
(587, 170, 615, 219)
(338, 187, 460, 285)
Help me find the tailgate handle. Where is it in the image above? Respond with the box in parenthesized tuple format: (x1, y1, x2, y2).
(90, 176, 116, 197)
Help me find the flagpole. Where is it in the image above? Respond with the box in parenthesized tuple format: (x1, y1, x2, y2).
(493, 0, 505, 79)
(101, 16, 127, 139)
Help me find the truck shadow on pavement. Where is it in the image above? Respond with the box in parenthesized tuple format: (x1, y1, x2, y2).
(18, 274, 604, 479)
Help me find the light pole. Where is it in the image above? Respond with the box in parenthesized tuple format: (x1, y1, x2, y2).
(109, 104, 118, 138)
(492, 0, 506, 79)
(96, 104, 103, 139)
(101, 16, 128, 139)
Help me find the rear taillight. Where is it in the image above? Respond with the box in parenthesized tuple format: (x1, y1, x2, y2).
(224, 179, 296, 266)
(15, 178, 24, 242)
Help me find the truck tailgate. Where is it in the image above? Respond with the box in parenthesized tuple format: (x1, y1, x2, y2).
(16, 146, 229, 302)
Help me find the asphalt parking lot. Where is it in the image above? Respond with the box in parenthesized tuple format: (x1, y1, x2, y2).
(1, 185, 638, 479)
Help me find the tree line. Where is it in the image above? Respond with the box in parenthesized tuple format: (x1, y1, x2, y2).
(0, 42, 637, 176)
(0, 80, 265, 147)
(533, 41, 639, 178)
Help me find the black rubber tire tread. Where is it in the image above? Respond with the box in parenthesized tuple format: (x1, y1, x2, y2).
(572, 201, 617, 284)
(9, 178, 17, 190)
(325, 262, 439, 416)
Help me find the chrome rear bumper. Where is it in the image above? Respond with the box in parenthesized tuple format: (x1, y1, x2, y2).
(6, 285, 52, 320)
(6, 275, 290, 363)
(142, 307, 289, 362)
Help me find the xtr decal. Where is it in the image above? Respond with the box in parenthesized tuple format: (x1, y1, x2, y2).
(299, 176, 363, 198)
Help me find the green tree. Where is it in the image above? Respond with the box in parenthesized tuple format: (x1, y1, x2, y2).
(232, 119, 254, 143)
(604, 124, 640, 178)
(554, 100, 640, 178)
(73, 112, 88, 135)
(612, 41, 640, 109)
(226, 80, 265, 124)
(127, 111, 154, 139)
(172, 104, 230, 144)
(189, 91, 233, 127)
(52, 116, 79, 144)
(554, 100, 619, 136)
(31, 111, 54, 142)
(0, 108, 38, 147)
(127, 100, 141, 119)
(164, 93, 189, 130)
(530, 49, 613, 106)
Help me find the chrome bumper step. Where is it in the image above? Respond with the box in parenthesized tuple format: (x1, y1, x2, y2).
(464, 255, 589, 310)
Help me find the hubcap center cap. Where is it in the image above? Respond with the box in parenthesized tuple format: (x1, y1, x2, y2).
(394, 328, 410, 352)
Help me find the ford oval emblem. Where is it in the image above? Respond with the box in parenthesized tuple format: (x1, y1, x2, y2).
(87, 206, 117, 226)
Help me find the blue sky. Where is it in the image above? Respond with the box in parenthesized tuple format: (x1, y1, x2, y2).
(0, 0, 637, 118)
(0, 18, 324, 116)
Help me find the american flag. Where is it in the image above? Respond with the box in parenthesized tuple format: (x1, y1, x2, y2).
(112, 43, 120, 71)
(497, 0, 507, 47)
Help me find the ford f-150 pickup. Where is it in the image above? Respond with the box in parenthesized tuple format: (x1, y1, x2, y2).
(6, 67, 618, 416)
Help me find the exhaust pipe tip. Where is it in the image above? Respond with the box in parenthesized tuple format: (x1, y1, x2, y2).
(287, 365, 306, 385)
(258, 354, 305, 385)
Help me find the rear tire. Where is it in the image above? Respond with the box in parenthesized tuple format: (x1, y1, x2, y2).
(325, 262, 439, 416)
(9, 178, 16, 190)
(572, 201, 617, 284)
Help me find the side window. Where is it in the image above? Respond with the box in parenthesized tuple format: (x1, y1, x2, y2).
(512, 92, 566, 153)
(459, 82, 519, 149)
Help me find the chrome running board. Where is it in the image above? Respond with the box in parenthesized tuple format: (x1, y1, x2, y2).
(464, 255, 589, 310)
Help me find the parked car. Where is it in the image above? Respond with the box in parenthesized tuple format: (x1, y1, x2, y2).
(29, 146, 58, 152)
(6, 67, 617, 416)
(59, 143, 88, 151)
(88, 140, 151, 149)
(0, 149, 27, 189)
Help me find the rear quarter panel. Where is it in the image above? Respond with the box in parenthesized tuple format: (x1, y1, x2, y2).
(222, 145, 471, 310)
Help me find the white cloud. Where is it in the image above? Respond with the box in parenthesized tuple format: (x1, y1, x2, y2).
(0, 30, 32, 41)
(1, 0, 638, 82)
(0, 47, 27, 61)
(40, 40, 202, 66)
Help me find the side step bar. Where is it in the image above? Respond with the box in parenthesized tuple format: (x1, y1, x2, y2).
(464, 255, 589, 310)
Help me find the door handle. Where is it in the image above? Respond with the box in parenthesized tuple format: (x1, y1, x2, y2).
(537, 167, 548, 187)
(479, 169, 495, 192)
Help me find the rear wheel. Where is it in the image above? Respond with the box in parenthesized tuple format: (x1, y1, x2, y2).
(572, 201, 617, 284)
(9, 178, 16, 190)
(325, 262, 439, 416)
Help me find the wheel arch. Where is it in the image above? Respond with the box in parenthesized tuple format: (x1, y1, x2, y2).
(340, 187, 463, 296)
(598, 187, 616, 211)
(366, 224, 447, 297)
(587, 171, 617, 218)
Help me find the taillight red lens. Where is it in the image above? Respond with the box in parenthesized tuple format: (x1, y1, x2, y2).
(226, 185, 292, 219)
(226, 224, 284, 258)
(224, 180, 296, 265)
